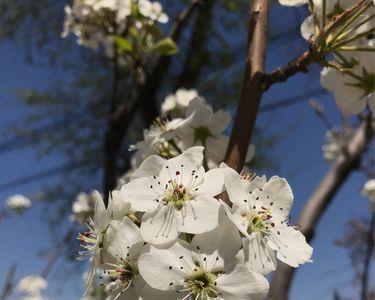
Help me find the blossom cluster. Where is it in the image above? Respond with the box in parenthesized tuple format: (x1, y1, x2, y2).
(280, 0, 375, 115)
(127, 89, 255, 175)
(5, 194, 31, 214)
(77, 145, 312, 299)
(17, 275, 47, 300)
(62, 0, 169, 61)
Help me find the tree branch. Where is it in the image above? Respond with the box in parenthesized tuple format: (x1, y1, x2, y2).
(0, 264, 16, 300)
(224, 0, 270, 172)
(269, 117, 374, 300)
(262, 49, 315, 91)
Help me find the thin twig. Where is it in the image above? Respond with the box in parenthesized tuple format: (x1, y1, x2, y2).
(0, 264, 17, 300)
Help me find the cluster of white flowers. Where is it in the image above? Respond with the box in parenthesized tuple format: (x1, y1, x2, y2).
(5, 194, 31, 214)
(62, 0, 168, 52)
(70, 191, 99, 223)
(17, 275, 47, 300)
(77, 146, 312, 299)
(129, 89, 255, 173)
(279, 0, 375, 115)
(321, 129, 345, 163)
(362, 179, 375, 211)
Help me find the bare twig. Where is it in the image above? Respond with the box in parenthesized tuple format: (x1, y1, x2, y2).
(269, 117, 374, 300)
(0, 264, 17, 300)
(262, 49, 315, 91)
(224, 0, 270, 173)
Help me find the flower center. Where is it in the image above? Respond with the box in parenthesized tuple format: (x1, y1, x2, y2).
(103, 260, 138, 293)
(164, 181, 192, 210)
(245, 207, 273, 235)
(185, 267, 218, 299)
(194, 126, 213, 144)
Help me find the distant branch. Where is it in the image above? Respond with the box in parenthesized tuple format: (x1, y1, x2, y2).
(0, 264, 16, 300)
(269, 117, 374, 300)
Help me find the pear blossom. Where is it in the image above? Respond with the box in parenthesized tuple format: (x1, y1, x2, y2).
(77, 191, 113, 289)
(5, 194, 31, 213)
(322, 129, 344, 162)
(130, 114, 194, 166)
(138, 213, 269, 300)
(321, 50, 375, 115)
(223, 167, 313, 275)
(138, 0, 169, 24)
(121, 146, 224, 246)
(17, 275, 47, 298)
(179, 97, 255, 168)
(161, 88, 199, 116)
(362, 179, 375, 211)
(70, 191, 97, 223)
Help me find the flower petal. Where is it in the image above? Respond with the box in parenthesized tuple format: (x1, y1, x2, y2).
(141, 205, 179, 246)
(215, 264, 269, 300)
(242, 233, 276, 276)
(176, 195, 220, 234)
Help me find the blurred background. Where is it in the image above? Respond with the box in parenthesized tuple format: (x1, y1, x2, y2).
(0, 0, 373, 299)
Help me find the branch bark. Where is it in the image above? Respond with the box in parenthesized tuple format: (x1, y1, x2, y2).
(262, 49, 315, 91)
(269, 118, 374, 300)
(224, 0, 270, 172)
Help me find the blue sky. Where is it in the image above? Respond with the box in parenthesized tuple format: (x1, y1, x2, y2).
(0, 6, 373, 300)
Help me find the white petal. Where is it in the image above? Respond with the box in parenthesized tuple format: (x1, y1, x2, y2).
(108, 189, 132, 220)
(266, 226, 313, 268)
(120, 177, 159, 212)
(191, 208, 241, 269)
(138, 241, 193, 291)
(198, 168, 225, 196)
(104, 218, 143, 260)
(176, 195, 220, 234)
(262, 177, 294, 220)
(93, 191, 110, 231)
(215, 264, 269, 300)
(141, 205, 179, 246)
(131, 155, 165, 179)
(242, 233, 276, 276)
(223, 167, 249, 209)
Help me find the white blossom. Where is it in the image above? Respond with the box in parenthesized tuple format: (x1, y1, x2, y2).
(121, 147, 224, 246)
(322, 129, 344, 163)
(362, 179, 375, 211)
(223, 167, 313, 275)
(17, 275, 47, 298)
(71, 191, 97, 222)
(321, 50, 375, 115)
(138, 0, 169, 24)
(138, 212, 269, 300)
(5, 194, 31, 213)
(161, 88, 199, 116)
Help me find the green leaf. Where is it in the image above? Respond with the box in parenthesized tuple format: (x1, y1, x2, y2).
(150, 38, 178, 56)
(113, 36, 132, 52)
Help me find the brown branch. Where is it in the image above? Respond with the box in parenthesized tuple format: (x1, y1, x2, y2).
(0, 264, 16, 300)
(102, 0, 202, 203)
(224, 0, 270, 173)
(269, 117, 374, 300)
(262, 49, 315, 91)
(173, 0, 214, 90)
